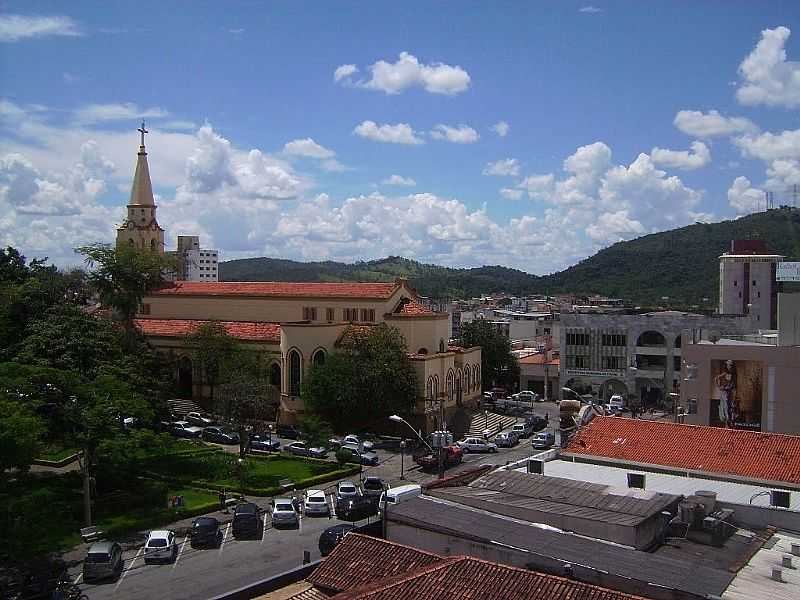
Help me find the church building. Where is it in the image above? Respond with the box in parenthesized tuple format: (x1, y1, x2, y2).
(117, 125, 481, 430)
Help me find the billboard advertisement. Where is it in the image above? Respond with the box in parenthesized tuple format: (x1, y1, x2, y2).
(709, 360, 763, 430)
(777, 262, 800, 282)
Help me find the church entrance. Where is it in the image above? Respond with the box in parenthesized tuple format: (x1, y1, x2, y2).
(178, 356, 193, 398)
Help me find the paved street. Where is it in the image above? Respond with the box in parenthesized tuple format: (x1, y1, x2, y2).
(67, 404, 559, 599)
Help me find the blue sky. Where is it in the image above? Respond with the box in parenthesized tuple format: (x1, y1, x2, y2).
(1, 1, 799, 273)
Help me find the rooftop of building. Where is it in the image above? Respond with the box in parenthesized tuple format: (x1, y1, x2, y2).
(387, 495, 743, 598)
(428, 470, 679, 527)
(134, 318, 281, 342)
(150, 280, 401, 299)
(565, 416, 800, 486)
(519, 353, 559, 366)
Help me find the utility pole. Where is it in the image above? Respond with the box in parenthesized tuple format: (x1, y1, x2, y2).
(438, 393, 446, 480)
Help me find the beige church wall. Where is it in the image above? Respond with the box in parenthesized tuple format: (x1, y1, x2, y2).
(280, 322, 349, 364)
(386, 315, 450, 355)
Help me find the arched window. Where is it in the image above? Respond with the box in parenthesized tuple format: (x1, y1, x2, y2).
(312, 349, 326, 366)
(674, 335, 682, 349)
(464, 367, 471, 394)
(446, 369, 454, 402)
(150, 238, 156, 251)
(128, 239, 134, 247)
(269, 362, 281, 387)
(288, 350, 302, 396)
(417, 348, 428, 355)
(475, 365, 481, 390)
(637, 330, 666, 347)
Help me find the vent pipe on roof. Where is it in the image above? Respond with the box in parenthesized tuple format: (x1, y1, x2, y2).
(792, 543, 800, 557)
(782, 554, 793, 569)
(771, 567, 783, 582)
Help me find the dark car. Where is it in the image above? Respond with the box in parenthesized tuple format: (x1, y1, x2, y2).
(319, 524, 356, 557)
(83, 541, 123, 582)
(249, 433, 280, 452)
(335, 496, 378, 522)
(232, 503, 262, 539)
(202, 426, 240, 445)
(524, 414, 549, 432)
(362, 476, 386, 498)
(190, 517, 223, 548)
(276, 424, 302, 439)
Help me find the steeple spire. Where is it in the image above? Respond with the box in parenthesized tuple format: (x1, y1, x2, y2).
(129, 121, 155, 206)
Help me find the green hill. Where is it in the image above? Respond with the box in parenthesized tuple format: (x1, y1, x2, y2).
(219, 208, 800, 306)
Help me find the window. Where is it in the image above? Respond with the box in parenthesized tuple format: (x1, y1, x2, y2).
(602, 356, 622, 370)
(288, 350, 301, 396)
(303, 307, 317, 321)
(687, 398, 698, 414)
(566, 332, 590, 346)
(601, 334, 626, 347)
(361, 308, 375, 322)
(568, 355, 589, 368)
(752, 280, 756, 286)
(757, 291, 761, 298)
(269, 363, 281, 387)
(326, 307, 335, 321)
(312, 350, 325, 366)
(344, 307, 358, 321)
(734, 280, 737, 287)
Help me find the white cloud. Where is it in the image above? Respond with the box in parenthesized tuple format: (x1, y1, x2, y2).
(765, 159, 800, 191)
(73, 103, 169, 124)
(337, 52, 471, 95)
(518, 174, 555, 199)
(333, 64, 358, 82)
(736, 26, 800, 108)
(733, 129, 800, 161)
(727, 176, 765, 214)
(430, 124, 479, 144)
(382, 175, 416, 186)
(320, 159, 349, 172)
(283, 138, 335, 159)
(483, 158, 519, 177)
(500, 188, 523, 200)
(579, 6, 602, 14)
(586, 211, 645, 242)
(0, 14, 81, 42)
(491, 121, 510, 137)
(650, 141, 711, 170)
(673, 109, 758, 138)
(353, 121, 424, 145)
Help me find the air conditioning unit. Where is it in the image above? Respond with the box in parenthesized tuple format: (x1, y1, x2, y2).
(770, 490, 791, 509)
(627, 473, 646, 489)
(527, 459, 544, 475)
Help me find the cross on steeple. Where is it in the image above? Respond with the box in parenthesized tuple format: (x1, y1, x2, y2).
(138, 121, 148, 147)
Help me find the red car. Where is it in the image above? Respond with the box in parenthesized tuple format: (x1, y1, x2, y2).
(415, 445, 464, 470)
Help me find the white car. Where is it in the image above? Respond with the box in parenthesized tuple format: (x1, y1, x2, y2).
(343, 435, 374, 452)
(304, 489, 330, 516)
(512, 391, 538, 402)
(171, 421, 203, 439)
(271, 498, 300, 528)
(457, 437, 498, 453)
(336, 481, 361, 500)
(185, 411, 214, 427)
(143, 530, 177, 564)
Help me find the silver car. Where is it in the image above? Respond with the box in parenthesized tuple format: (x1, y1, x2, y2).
(143, 530, 177, 564)
(303, 489, 330, 516)
(271, 498, 299, 527)
(336, 481, 360, 501)
(83, 541, 123, 581)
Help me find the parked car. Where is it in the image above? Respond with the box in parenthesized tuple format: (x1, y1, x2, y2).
(457, 437, 498, 453)
(276, 424, 302, 439)
(143, 530, 177, 564)
(185, 411, 214, 427)
(284, 441, 328, 459)
(524, 414, 549, 431)
(343, 434, 375, 452)
(415, 445, 463, 470)
(319, 524, 355, 556)
(232, 503, 262, 538)
(532, 431, 556, 449)
(336, 480, 361, 501)
(340, 443, 379, 465)
(303, 489, 331, 517)
(190, 517, 222, 548)
(511, 422, 533, 439)
(494, 431, 519, 448)
(202, 426, 240, 445)
(271, 498, 300, 528)
(609, 394, 625, 411)
(482, 391, 496, 404)
(170, 421, 202, 438)
(249, 432, 280, 452)
(336, 495, 379, 521)
(603, 403, 621, 415)
(511, 390, 538, 403)
(362, 476, 386, 498)
(83, 541, 123, 582)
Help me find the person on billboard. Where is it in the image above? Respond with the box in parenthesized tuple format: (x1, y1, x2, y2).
(714, 359, 737, 427)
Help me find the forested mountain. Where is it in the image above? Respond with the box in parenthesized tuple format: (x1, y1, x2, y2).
(220, 208, 800, 306)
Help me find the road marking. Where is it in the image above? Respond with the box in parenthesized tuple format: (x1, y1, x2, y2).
(261, 515, 268, 544)
(219, 522, 230, 555)
(116, 546, 142, 590)
(328, 494, 335, 516)
(173, 536, 188, 569)
(73, 572, 83, 585)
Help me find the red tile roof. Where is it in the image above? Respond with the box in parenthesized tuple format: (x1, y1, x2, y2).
(566, 416, 800, 485)
(151, 281, 399, 299)
(134, 318, 281, 342)
(307, 534, 441, 593)
(395, 300, 434, 316)
(519, 353, 559, 366)
(331, 555, 649, 600)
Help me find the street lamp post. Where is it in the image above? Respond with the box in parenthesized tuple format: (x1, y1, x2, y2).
(400, 439, 406, 480)
(268, 423, 273, 452)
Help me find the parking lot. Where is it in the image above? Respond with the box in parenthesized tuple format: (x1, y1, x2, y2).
(66, 404, 558, 599)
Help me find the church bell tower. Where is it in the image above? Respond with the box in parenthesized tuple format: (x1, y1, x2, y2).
(116, 121, 165, 253)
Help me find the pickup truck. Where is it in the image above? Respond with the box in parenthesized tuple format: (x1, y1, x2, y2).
(415, 445, 463, 470)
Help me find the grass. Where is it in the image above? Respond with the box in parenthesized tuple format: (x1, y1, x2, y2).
(36, 443, 80, 462)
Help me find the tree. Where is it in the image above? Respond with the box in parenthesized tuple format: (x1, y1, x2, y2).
(302, 324, 417, 431)
(460, 319, 520, 392)
(0, 396, 44, 481)
(186, 321, 239, 403)
(76, 243, 175, 337)
(299, 414, 333, 449)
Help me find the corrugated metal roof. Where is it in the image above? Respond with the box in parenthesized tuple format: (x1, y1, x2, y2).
(387, 496, 737, 598)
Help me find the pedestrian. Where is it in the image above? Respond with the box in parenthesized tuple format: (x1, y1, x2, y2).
(219, 488, 227, 512)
